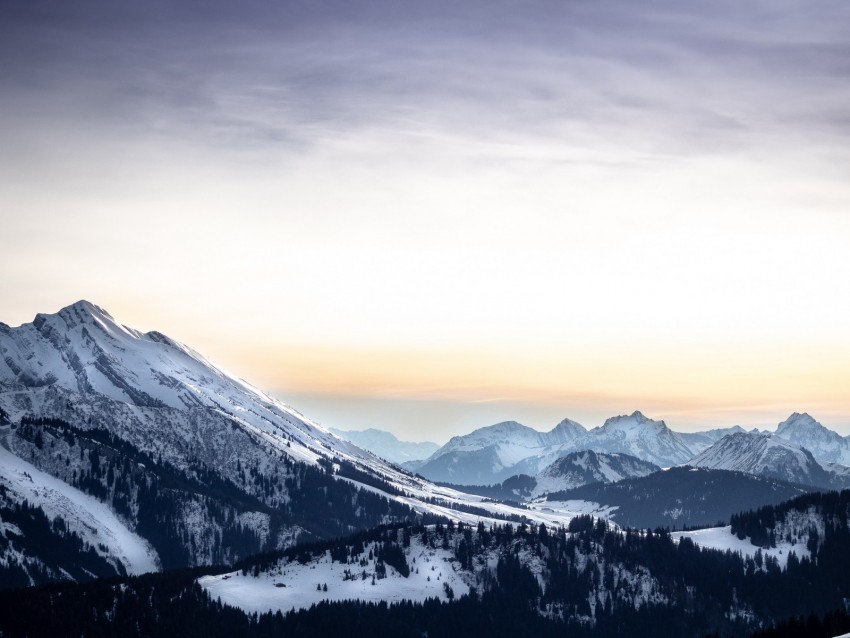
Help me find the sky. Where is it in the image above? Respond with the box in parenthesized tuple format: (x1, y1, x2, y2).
(1, 0, 849, 442)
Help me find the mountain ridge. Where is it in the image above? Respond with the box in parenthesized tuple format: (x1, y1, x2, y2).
(687, 431, 850, 490)
(0, 301, 565, 586)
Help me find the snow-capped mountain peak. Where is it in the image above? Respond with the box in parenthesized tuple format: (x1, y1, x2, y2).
(774, 412, 850, 466)
(547, 417, 586, 444)
(437, 421, 544, 456)
(778, 412, 818, 429)
(0, 301, 370, 468)
(687, 431, 840, 489)
(600, 410, 664, 435)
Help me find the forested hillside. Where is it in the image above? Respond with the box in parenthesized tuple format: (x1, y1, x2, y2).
(3, 490, 850, 637)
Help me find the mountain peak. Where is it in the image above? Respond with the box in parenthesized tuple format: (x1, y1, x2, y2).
(550, 417, 585, 433)
(777, 412, 818, 430)
(56, 299, 110, 320)
(773, 412, 850, 464)
(546, 418, 586, 445)
(33, 300, 116, 331)
(66, 299, 106, 315)
(602, 411, 663, 430)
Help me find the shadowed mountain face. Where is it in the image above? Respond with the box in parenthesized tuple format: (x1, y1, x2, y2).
(547, 466, 816, 530)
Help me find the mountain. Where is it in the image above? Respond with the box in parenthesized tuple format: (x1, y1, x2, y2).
(0, 442, 158, 587)
(678, 425, 747, 455)
(412, 412, 746, 485)
(687, 431, 849, 490)
(565, 411, 695, 467)
(531, 450, 660, 497)
(0, 301, 550, 586)
(546, 466, 816, 529)
(774, 412, 850, 466)
(412, 419, 587, 484)
(545, 417, 587, 444)
(329, 428, 439, 465)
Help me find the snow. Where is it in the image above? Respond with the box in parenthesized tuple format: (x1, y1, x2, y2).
(674, 526, 808, 568)
(530, 451, 658, 497)
(0, 438, 159, 575)
(527, 499, 619, 521)
(775, 412, 850, 466)
(199, 536, 468, 615)
(0, 300, 376, 475)
(686, 431, 829, 486)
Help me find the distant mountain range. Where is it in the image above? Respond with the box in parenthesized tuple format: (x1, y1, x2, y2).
(329, 428, 439, 464)
(404, 410, 850, 489)
(407, 411, 749, 486)
(434, 451, 660, 502)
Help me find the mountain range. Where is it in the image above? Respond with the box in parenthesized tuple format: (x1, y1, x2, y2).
(402, 410, 849, 490)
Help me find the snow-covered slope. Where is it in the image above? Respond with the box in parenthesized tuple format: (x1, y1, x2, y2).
(330, 428, 439, 465)
(674, 526, 805, 570)
(0, 440, 159, 576)
(531, 450, 660, 497)
(201, 491, 850, 627)
(686, 432, 845, 489)
(774, 412, 850, 466)
(0, 301, 368, 469)
(200, 531, 469, 615)
(545, 418, 587, 445)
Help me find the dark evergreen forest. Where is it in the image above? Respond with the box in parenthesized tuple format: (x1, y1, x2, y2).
(1, 492, 849, 638)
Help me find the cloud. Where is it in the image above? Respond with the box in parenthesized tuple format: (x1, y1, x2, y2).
(3, 0, 848, 166)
